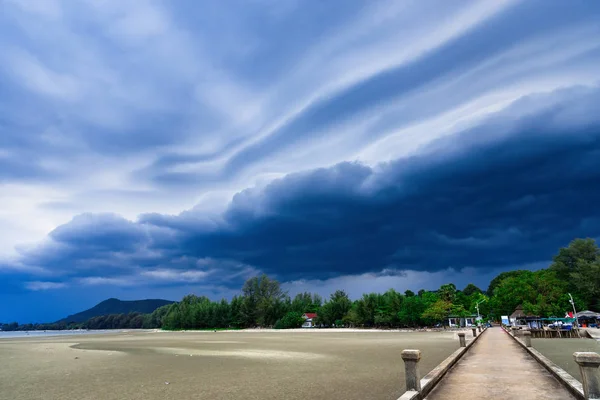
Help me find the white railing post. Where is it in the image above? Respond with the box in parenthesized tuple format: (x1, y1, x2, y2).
(574, 352, 600, 400)
(401, 349, 422, 393)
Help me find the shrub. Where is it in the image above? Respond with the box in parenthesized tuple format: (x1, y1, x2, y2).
(274, 312, 305, 329)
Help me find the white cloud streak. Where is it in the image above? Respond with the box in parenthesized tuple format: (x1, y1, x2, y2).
(25, 281, 67, 291)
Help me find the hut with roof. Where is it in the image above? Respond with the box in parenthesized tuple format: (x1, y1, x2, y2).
(302, 313, 318, 328)
(509, 305, 541, 328)
(576, 310, 600, 328)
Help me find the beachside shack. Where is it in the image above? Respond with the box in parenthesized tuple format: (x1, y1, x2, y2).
(302, 313, 318, 328)
(448, 314, 477, 328)
(508, 305, 541, 327)
(576, 310, 600, 328)
(523, 316, 544, 329)
(509, 305, 525, 326)
(525, 317, 580, 338)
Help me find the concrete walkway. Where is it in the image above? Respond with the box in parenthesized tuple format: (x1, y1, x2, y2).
(425, 327, 577, 400)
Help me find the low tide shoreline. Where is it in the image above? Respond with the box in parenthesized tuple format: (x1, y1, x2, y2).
(0, 326, 473, 339)
(0, 329, 463, 400)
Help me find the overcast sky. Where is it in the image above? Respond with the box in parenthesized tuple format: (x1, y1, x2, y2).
(2, 0, 600, 322)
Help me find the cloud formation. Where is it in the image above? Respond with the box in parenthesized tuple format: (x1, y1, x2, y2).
(7, 86, 600, 289)
(1, 0, 600, 321)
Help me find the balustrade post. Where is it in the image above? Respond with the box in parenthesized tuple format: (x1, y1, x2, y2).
(401, 349, 422, 393)
(574, 352, 600, 400)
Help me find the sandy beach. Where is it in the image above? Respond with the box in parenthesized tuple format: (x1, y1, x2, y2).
(0, 329, 464, 400)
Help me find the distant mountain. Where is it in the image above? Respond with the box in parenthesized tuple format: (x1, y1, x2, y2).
(59, 298, 175, 323)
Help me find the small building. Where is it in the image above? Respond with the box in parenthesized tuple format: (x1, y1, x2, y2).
(302, 313, 318, 328)
(576, 310, 600, 319)
(509, 305, 526, 326)
(509, 305, 540, 328)
(448, 314, 477, 328)
(576, 310, 600, 327)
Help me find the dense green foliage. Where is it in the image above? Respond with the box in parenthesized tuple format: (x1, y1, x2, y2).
(549, 238, 600, 311)
(274, 312, 306, 329)
(0, 310, 168, 331)
(0, 321, 79, 331)
(318, 290, 353, 326)
(3, 238, 598, 332)
(83, 313, 146, 329)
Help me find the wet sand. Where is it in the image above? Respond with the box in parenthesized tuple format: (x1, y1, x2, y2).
(0, 330, 462, 400)
(532, 338, 600, 381)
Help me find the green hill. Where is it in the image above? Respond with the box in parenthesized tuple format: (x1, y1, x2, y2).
(59, 298, 174, 323)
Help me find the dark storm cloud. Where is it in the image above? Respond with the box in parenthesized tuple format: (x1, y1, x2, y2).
(143, 88, 600, 281)
(10, 87, 600, 287)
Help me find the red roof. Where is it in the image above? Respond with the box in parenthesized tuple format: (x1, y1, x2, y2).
(304, 313, 318, 319)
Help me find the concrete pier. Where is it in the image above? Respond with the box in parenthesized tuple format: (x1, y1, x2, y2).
(584, 328, 600, 340)
(425, 327, 577, 399)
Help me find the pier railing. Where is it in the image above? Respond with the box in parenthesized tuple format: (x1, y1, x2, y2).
(397, 326, 600, 400)
(503, 325, 600, 399)
(397, 326, 487, 400)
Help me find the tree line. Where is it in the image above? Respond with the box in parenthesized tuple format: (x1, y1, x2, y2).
(2, 238, 599, 331)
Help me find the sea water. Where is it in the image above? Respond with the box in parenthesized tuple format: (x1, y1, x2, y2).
(533, 337, 600, 380)
(0, 329, 120, 339)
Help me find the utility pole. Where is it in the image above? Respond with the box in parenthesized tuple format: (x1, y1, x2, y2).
(569, 293, 581, 338)
(569, 293, 578, 320)
(475, 298, 486, 325)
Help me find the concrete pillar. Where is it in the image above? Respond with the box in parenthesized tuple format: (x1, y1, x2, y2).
(401, 349, 422, 392)
(573, 352, 600, 400)
(523, 331, 532, 347)
(472, 327, 477, 337)
(478, 325, 482, 332)
(458, 332, 466, 347)
(510, 326, 517, 336)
